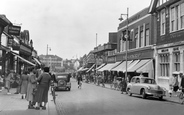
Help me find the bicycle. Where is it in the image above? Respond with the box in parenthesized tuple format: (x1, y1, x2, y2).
(178, 88, 184, 104)
(51, 82, 57, 104)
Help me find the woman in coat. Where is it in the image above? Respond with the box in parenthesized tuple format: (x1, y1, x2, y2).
(26, 68, 37, 109)
(5, 70, 14, 94)
(20, 70, 29, 99)
(34, 67, 51, 110)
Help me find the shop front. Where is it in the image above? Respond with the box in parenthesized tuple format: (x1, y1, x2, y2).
(113, 46, 155, 80)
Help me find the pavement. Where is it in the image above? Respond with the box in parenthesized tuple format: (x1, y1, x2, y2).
(0, 88, 58, 115)
(84, 81, 184, 104)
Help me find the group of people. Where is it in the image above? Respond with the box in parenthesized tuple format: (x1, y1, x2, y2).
(0, 66, 52, 110)
(169, 71, 184, 97)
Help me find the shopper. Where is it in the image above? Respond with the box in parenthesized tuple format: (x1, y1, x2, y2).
(26, 68, 37, 109)
(5, 70, 14, 94)
(20, 70, 29, 99)
(34, 67, 51, 110)
(14, 73, 21, 94)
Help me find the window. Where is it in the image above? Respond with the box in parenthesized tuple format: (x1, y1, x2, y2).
(140, 31, 143, 47)
(173, 52, 180, 71)
(181, 3, 184, 28)
(171, 7, 175, 32)
(160, 9, 166, 35)
(159, 54, 170, 77)
(145, 29, 150, 46)
(170, 2, 184, 32)
(135, 32, 138, 48)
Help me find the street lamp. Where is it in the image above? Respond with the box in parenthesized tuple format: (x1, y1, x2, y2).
(119, 8, 129, 81)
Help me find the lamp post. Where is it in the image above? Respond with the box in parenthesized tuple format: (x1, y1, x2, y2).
(46, 44, 51, 55)
(119, 8, 129, 81)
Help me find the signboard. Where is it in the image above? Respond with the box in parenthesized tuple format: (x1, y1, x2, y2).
(8, 25, 21, 36)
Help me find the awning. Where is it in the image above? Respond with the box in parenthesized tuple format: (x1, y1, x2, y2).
(96, 63, 106, 70)
(86, 64, 95, 73)
(128, 59, 151, 72)
(98, 63, 115, 71)
(77, 67, 88, 72)
(0, 45, 10, 52)
(107, 61, 122, 71)
(136, 60, 153, 73)
(11, 51, 36, 66)
(125, 60, 140, 72)
(33, 57, 42, 65)
(111, 60, 132, 72)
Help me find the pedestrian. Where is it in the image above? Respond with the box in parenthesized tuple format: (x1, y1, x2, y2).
(180, 72, 184, 93)
(20, 70, 29, 99)
(101, 73, 105, 87)
(169, 71, 179, 97)
(26, 67, 37, 109)
(121, 77, 127, 94)
(5, 70, 14, 94)
(0, 73, 3, 92)
(34, 67, 51, 110)
(77, 73, 82, 88)
(14, 73, 21, 94)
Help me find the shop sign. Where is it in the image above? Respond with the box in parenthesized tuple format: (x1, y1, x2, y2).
(8, 25, 21, 36)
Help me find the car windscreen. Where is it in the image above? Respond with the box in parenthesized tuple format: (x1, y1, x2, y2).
(141, 78, 156, 84)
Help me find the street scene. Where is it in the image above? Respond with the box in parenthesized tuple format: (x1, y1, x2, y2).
(1, 0, 184, 115)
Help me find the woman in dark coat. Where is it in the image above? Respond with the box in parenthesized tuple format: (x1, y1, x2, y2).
(35, 67, 51, 110)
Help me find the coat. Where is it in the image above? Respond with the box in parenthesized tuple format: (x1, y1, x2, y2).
(20, 74, 29, 94)
(26, 73, 37, 102)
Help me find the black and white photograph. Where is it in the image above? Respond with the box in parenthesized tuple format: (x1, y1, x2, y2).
(0, 0, 184, 115)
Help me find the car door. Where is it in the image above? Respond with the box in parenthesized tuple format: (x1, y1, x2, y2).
(130, 77, 137, 94)
(133, 78, 141, 94)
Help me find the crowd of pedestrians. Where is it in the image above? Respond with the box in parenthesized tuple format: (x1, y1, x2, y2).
(0, 66, 53, 110)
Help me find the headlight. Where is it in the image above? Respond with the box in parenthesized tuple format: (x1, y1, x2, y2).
(147, 86, 151, 90)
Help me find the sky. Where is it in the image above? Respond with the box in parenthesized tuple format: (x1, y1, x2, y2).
(0, 0, 152, 59)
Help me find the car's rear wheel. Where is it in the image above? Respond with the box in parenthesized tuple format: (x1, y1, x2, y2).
(127, 88, 132, 96)
(141, 89, 147, 99)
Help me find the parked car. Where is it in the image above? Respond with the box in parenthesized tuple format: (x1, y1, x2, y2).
(126, 76, 166, 100)
(55, 73, 71, 91)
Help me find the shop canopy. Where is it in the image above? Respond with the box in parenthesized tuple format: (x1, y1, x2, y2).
(106, 61, 122, 71)
(33, 57, 42, 65)
(111, 60, 133, 72)
(96, 63, 106, 70)
(98, 63, 115, 72)
(86, 64, 95, 73)
(11, 51, 36, 66)
(136, 59, 153, 73)
(77, 67, 89, 72)
(124, 60, 140, 72)
(128, 59, 151, 72)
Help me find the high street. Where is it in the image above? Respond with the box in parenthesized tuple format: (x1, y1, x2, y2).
(55, 79, 184, 115)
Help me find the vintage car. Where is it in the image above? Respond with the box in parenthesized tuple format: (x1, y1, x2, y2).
(126, 76, 166, 100)
(54, 73, 71, 91)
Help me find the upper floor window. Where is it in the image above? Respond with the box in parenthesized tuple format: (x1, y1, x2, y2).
(140, 30, 144, 47)
(135, 32, 138, 48)
(145, 29, 150, 46)
(160, 9, 166, 35)
(170, 2, 184, 32)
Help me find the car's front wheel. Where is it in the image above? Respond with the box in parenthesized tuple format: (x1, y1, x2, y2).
(141, 89, 147, 99)
(159, 96, 163, 100)
(127, 88, 132, 96)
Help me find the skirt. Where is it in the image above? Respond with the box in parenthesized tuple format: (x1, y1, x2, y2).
(34, 85, 49, 103)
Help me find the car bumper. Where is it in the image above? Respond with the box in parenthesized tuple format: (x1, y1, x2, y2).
(146, 90, 166, 97)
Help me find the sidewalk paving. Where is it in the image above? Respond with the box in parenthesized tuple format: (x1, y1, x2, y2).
(0, 88, 58, 115)
(85, 81, 184, 104)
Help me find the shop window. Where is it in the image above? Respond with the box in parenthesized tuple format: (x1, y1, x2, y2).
(173, 52, 180, 71)
(159, 54, 170, 77)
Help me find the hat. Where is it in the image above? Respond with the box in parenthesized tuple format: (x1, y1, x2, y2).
(172, 71, 180, 75)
